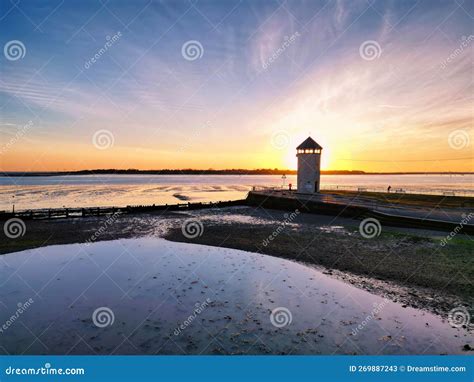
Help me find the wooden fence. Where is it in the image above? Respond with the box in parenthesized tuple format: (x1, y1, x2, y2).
(0, 199, 247, 221)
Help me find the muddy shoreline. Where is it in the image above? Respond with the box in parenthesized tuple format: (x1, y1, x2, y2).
(164, 224, 472, 319)
(2, 207, 472, 321)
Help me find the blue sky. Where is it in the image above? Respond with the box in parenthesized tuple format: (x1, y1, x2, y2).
(0, 0, 473, 171)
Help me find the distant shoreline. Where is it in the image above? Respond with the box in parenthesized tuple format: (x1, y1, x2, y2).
(1, 169, 473, 177)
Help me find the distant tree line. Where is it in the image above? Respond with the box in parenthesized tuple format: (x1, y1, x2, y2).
(2, 169, 470, 176)
(3, 168, 365, 176)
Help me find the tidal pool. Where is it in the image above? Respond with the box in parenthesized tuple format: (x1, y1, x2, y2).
(0, 238, 470, 355)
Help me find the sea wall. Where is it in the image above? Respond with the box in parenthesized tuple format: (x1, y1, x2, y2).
(246, 192, 474, 234)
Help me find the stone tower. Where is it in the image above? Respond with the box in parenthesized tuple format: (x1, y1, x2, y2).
(296, 137, 323, 193)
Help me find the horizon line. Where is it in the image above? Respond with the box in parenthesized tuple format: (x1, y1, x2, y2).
(2, 169, 473, 176)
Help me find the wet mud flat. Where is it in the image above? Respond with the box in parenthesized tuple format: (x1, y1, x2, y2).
(1, 207, 472, 320)
(164, 208, 473, 318)
(0, 238, 471, 355)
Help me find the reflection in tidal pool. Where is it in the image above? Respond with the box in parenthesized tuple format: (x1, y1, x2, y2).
(0, 238, 470, 354)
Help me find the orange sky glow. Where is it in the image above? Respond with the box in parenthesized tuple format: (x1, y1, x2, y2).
(1, 1, 472, 173)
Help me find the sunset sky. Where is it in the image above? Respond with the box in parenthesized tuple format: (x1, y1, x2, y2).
(1, 0, 473, 172)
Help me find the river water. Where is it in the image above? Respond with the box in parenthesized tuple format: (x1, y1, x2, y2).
(0, 174, 472, 210)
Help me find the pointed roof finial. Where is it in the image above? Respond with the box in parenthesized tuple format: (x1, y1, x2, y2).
(297, 136, 322, 150)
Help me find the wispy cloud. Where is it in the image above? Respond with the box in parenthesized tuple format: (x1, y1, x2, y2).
(0, 0, 472, 171)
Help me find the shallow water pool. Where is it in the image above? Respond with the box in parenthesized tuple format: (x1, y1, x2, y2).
(0, 238, 470, 354)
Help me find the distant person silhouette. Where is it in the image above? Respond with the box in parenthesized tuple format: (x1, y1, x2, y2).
(387, 185, 391, 193)
(289, 183, 292, 191)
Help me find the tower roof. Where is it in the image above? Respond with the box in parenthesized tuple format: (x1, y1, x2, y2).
(296, 137, 322, 150)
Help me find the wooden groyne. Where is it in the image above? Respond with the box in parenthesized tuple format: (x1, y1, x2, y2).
(0, 199, 246, 221)
(2, 190, 473, 234)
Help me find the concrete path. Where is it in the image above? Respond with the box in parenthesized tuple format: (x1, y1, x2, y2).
(254, 190, 473, 224)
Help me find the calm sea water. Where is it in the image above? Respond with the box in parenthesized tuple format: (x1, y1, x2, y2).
(1, 174, 472, 210)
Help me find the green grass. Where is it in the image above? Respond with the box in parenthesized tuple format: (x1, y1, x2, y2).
(324, 190, 474, 208)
